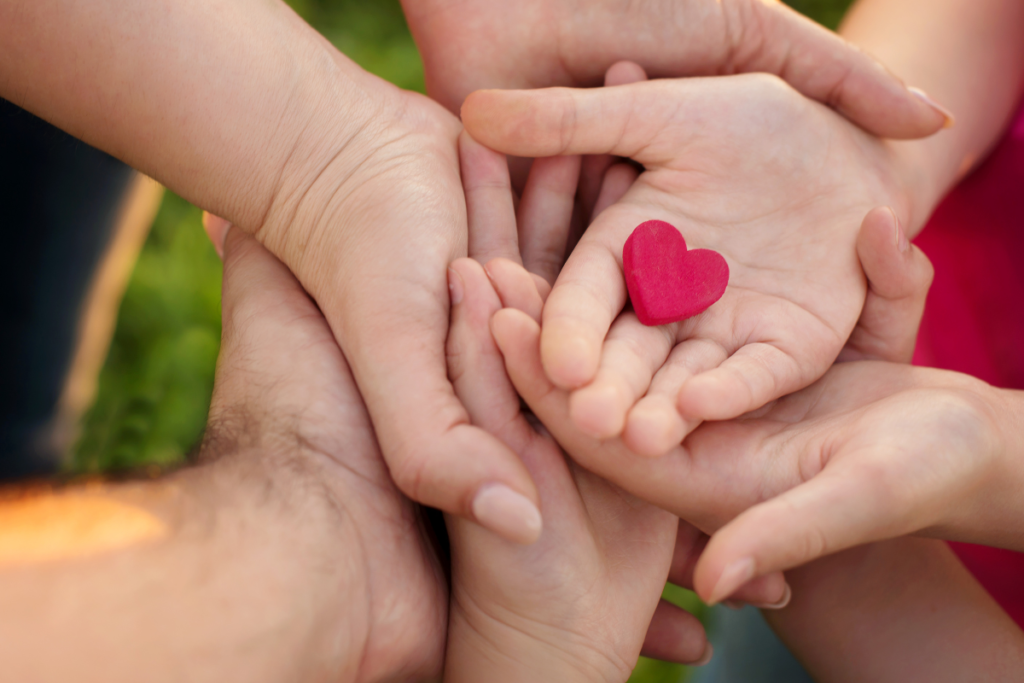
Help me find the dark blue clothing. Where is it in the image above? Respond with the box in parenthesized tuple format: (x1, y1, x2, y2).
(0, 98, 135, 481)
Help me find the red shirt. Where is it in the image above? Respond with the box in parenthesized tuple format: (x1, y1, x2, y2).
(913, 105, 1024, 629)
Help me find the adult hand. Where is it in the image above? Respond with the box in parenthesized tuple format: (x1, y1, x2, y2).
(463, 75, 925, 456)
(691, 361, 1024, 606)
(207, 227, 449, 681)
(402, 0, 952, 138)
(3, 0, 543, 543)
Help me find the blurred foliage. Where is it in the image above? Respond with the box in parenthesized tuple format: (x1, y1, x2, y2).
(73, 0, 852, 679)
(785, 0, 855, 29)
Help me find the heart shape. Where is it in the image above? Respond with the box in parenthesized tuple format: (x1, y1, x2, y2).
(623, 220, 729, 326)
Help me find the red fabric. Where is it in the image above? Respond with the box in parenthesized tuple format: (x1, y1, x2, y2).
(912, 104, 1024, 629)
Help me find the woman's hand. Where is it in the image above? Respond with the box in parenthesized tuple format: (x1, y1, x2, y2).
(1, 0, 547, 543)
(401, 0, 951, 138)
(691, 361, 1024, 605)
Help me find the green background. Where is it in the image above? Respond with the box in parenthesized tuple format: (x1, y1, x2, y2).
(72, 1, 853, 680)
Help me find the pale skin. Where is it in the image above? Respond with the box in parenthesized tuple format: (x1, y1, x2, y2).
(441, 137, 807, 679)
(0, 228, 447, 683)
(481, 258, 1024, 679)
(461, 71, 939, 458)
(0, 0, 964, 545)
(687, 0, 1024, 601)
(454, 2, 1020, 461)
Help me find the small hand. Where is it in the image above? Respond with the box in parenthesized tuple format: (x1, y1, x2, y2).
(208, 227, 448, 682)
(464, 75, 924, 454)
(445, 255, 696, 681)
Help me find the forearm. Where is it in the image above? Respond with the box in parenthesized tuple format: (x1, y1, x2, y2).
(0, 450, 364, 683)
(0, 0, 390, 235)
(765, 538, 1024, 682)
(841, 0, 1024, 233)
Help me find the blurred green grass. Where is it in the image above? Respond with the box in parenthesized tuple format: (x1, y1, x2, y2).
(72, 1, 852, 680)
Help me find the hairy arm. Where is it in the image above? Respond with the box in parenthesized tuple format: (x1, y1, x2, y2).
(0, 449, 365, 683)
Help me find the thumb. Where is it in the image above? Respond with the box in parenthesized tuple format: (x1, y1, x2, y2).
(743, 1, 953, 139)
(839, 207, 935, 363)
(693, 456, 914, 605)
(463, 80, 696, 161)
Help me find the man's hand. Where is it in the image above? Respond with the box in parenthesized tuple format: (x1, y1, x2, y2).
(0, 226, 447, 683)
(402, 0, 952, 138)
(464, 75, 923, 455)
(206, 228, 449, 682)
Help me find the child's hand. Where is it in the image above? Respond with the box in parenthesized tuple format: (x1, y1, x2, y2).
(691, 360, 1023, 605)
(444, 257, 699, 682)
(463, 73, 930, 454)
(482, 209, 929, 603)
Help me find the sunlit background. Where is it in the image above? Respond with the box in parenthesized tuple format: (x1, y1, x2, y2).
(70, 1, 853, 680)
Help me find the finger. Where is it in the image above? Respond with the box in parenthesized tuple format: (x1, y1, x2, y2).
(484, 257, 546, 323)
(576, 62, 648, 222)
(591, 163, 639, 218)
(447, 259, 529, 443)
(517, 154, 581, 284)
(459, 130, 521, 265)
(201, 211, 231, 259)
(677, 342, 810, 422)
(694, 459, 909, 605)
(568, 312, 674, 439)
(666, 523, 790, 609)
(640, 599, 710, 665)
(604, 60, 648, 87)
(839, 207, 935, 364)
(623, 339, 728, 457)
(351, 272, 541, 545)
(748, 1, 953, 138)
(463, 80, 691, 161)
(539, 236, 627, 390)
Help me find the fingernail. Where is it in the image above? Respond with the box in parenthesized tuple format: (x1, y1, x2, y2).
(908, 87, 955, 129)
(201, 212, 232, 259)
(448, 267, 464, 306)
(472, 483, 542, 545)
(896, 222, 910, 254)
(751, 583, 792, 611)
(693, 644, 714, 667)
(708, 557, 756, 605)
(887, 207, 910, 253)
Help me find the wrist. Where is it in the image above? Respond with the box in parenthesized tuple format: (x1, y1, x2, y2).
(883, 139, 948, 238)
(972, 387, 1024, 551)
(188, 445, 371, 681)
(444, 592, 632, 683)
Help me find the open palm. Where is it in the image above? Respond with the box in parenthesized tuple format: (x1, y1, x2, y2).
(464, 74, 912, 451)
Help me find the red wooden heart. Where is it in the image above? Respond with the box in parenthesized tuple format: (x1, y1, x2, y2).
(623, 220, 729, 326)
